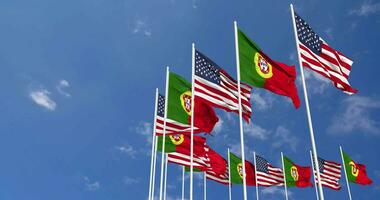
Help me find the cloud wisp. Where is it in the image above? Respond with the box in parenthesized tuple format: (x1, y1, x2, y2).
(132, 19, 152, 37)
(115, 144, 138, 158)
(83, 176, 100, 191)
(328, 96, 380, 135)
(56, 79, 71, 97)
(29, 89, 57, 111)
(349, 1, 380, 17)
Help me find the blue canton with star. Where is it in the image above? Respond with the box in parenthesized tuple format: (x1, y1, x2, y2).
(195, 50, 222, 85)
(295, 12, 322, 55)
(157, 94, 165, 117)
(256, 156, 269, 173)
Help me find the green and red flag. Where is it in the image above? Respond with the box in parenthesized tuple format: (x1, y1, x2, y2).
(229, 152, 256, 186)
(166, 72, 219, 134)
(342, 151, 372, 185)
(237, 29, 300, 108)
(157, 134, 206, 156)
(283, 156, 312, 188)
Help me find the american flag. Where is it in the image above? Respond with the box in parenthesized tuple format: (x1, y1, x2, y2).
(255, 155, 284, 186)
(167, 152, 209, 171)
(194, 50, 252, 122)
(206, 170, 229, 185)
(155, 94, 199, 135)
(314, 157, 342, 190)
(294, 12, 357, 94)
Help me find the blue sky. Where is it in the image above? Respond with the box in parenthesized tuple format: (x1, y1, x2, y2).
(0, 0, 379, 199)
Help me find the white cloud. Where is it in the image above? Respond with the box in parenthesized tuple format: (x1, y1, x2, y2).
(29, 89, 57, 111)
(271, 126, 298, 152)
(261, 187, 292, 198)
(56, 79, 71, 97)
(251, 92, 274, 111)
(244, 123, 270, 140)
(328, 96, 380, 135)
(123, 176, 139, 185)
(115, 144, 137, 158)
(349, 1, 380, 16)
(83, 176, 100, 191)
(132, 19, 152, 37)
(303, 69, 330, 94)
(136, 121, 153, 143)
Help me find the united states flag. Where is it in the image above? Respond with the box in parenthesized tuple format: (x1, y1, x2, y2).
(155, 94, 200, 135)
(167, 152, 209, 171)
(194, 50, 252, 122)
(294, 12, 357, 94)
(255, 155, 284, 186)
(314, 157, 342, 190)
(206, 170, 229, 185)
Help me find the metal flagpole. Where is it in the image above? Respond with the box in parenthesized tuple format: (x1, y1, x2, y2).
(340, 146, 353, 200)
(228, 148, 232, 200)
(190, 43, 196, 200)
(281, 152, 289, 200)
(182, 166, 185, 200)
(234, 20, 248, 200)
(159, 67, 170, 200)
(253, 151, 259, 200)
(310, 150, 320, 200)
(149, 89, 159, 200)
(204, 172, 207, 200)
(151, 134, 158, 200)
(164, 154, 168, 200)
(289, 4, 325, 200)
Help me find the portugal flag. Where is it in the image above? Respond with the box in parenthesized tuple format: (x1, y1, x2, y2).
(342, 151, 372, 185)
(283, 156, 312, 187)
(229, 152, 256, 186)
(157, 134, 206, 156)
(167, 72, 219, 134)
(238, 29, 300, 108)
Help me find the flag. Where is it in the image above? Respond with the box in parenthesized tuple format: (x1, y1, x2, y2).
(156, 72, 219, 135)
(229, 152, 256, 186)
(167, 152, 209, 171)
(342, 151, 372, 185)
(194, 50, 253, 122)
(314, 157, 342, 190)
(156, 134, 206, 156)
(293, 12, 357, 94)
(255, 155, 284, 186)
(238, 29, 301, 108)
(206, 171, 229, 185)
(283, 156, 312, 188)
(206, 147, 228, 176)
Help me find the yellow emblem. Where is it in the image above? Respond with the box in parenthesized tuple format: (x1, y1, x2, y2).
(254, 52, 273, 79)
(291, 166, 299, 181)
(169, 134, 185, 145)
(349, 161, 359, 177)
(180, 91, 192, 116)
(237, 163, 244, 178)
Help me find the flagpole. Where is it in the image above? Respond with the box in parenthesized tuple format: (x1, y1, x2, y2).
(289, 4, 324, 200)
(310, 150, 320, 200)
(159, 67, 170, 200)
(340, 146, 353, 200)
(253, 151, 259, 200)
(234, 20, 248, 200)
(182, 166, 185, 200)
(204, 172, 207, 200)
(228, 148, 232, 200)
(148, 89, 159, 200)
(164, 154, 168, 200)
(280, 152, 289, 200)
(190, 43, 196, 200)
(151, 134, 158, 200)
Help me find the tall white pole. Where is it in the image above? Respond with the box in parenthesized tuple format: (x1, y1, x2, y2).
(289, 4, 324, 200)
(228, 148, 232, 200)
(159, 67, 170, 200)
(148, 89, 159, 200)
(182, 166, 185, 200)
(164, 154, 168, 200)
(190, 43, 196, 200)
(280, 152, 289, 200)
(253, 151, 259, 200)
(234, 20, 248, 200)
(151, 135, 158, 200)
(204, 172, 207, 200)
(310, 150, 320, 200)
(340, 146, 353, 200)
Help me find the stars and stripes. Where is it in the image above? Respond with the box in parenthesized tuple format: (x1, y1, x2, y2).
(206, 171, 229, 185)
(155, 94, 200, 135)
(314, 157, 342, 190)
(194, 50, 253, 122)
(255, 155, 284, 186)
(167, 152, 209, 171)
(294, 12, 357, 95)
